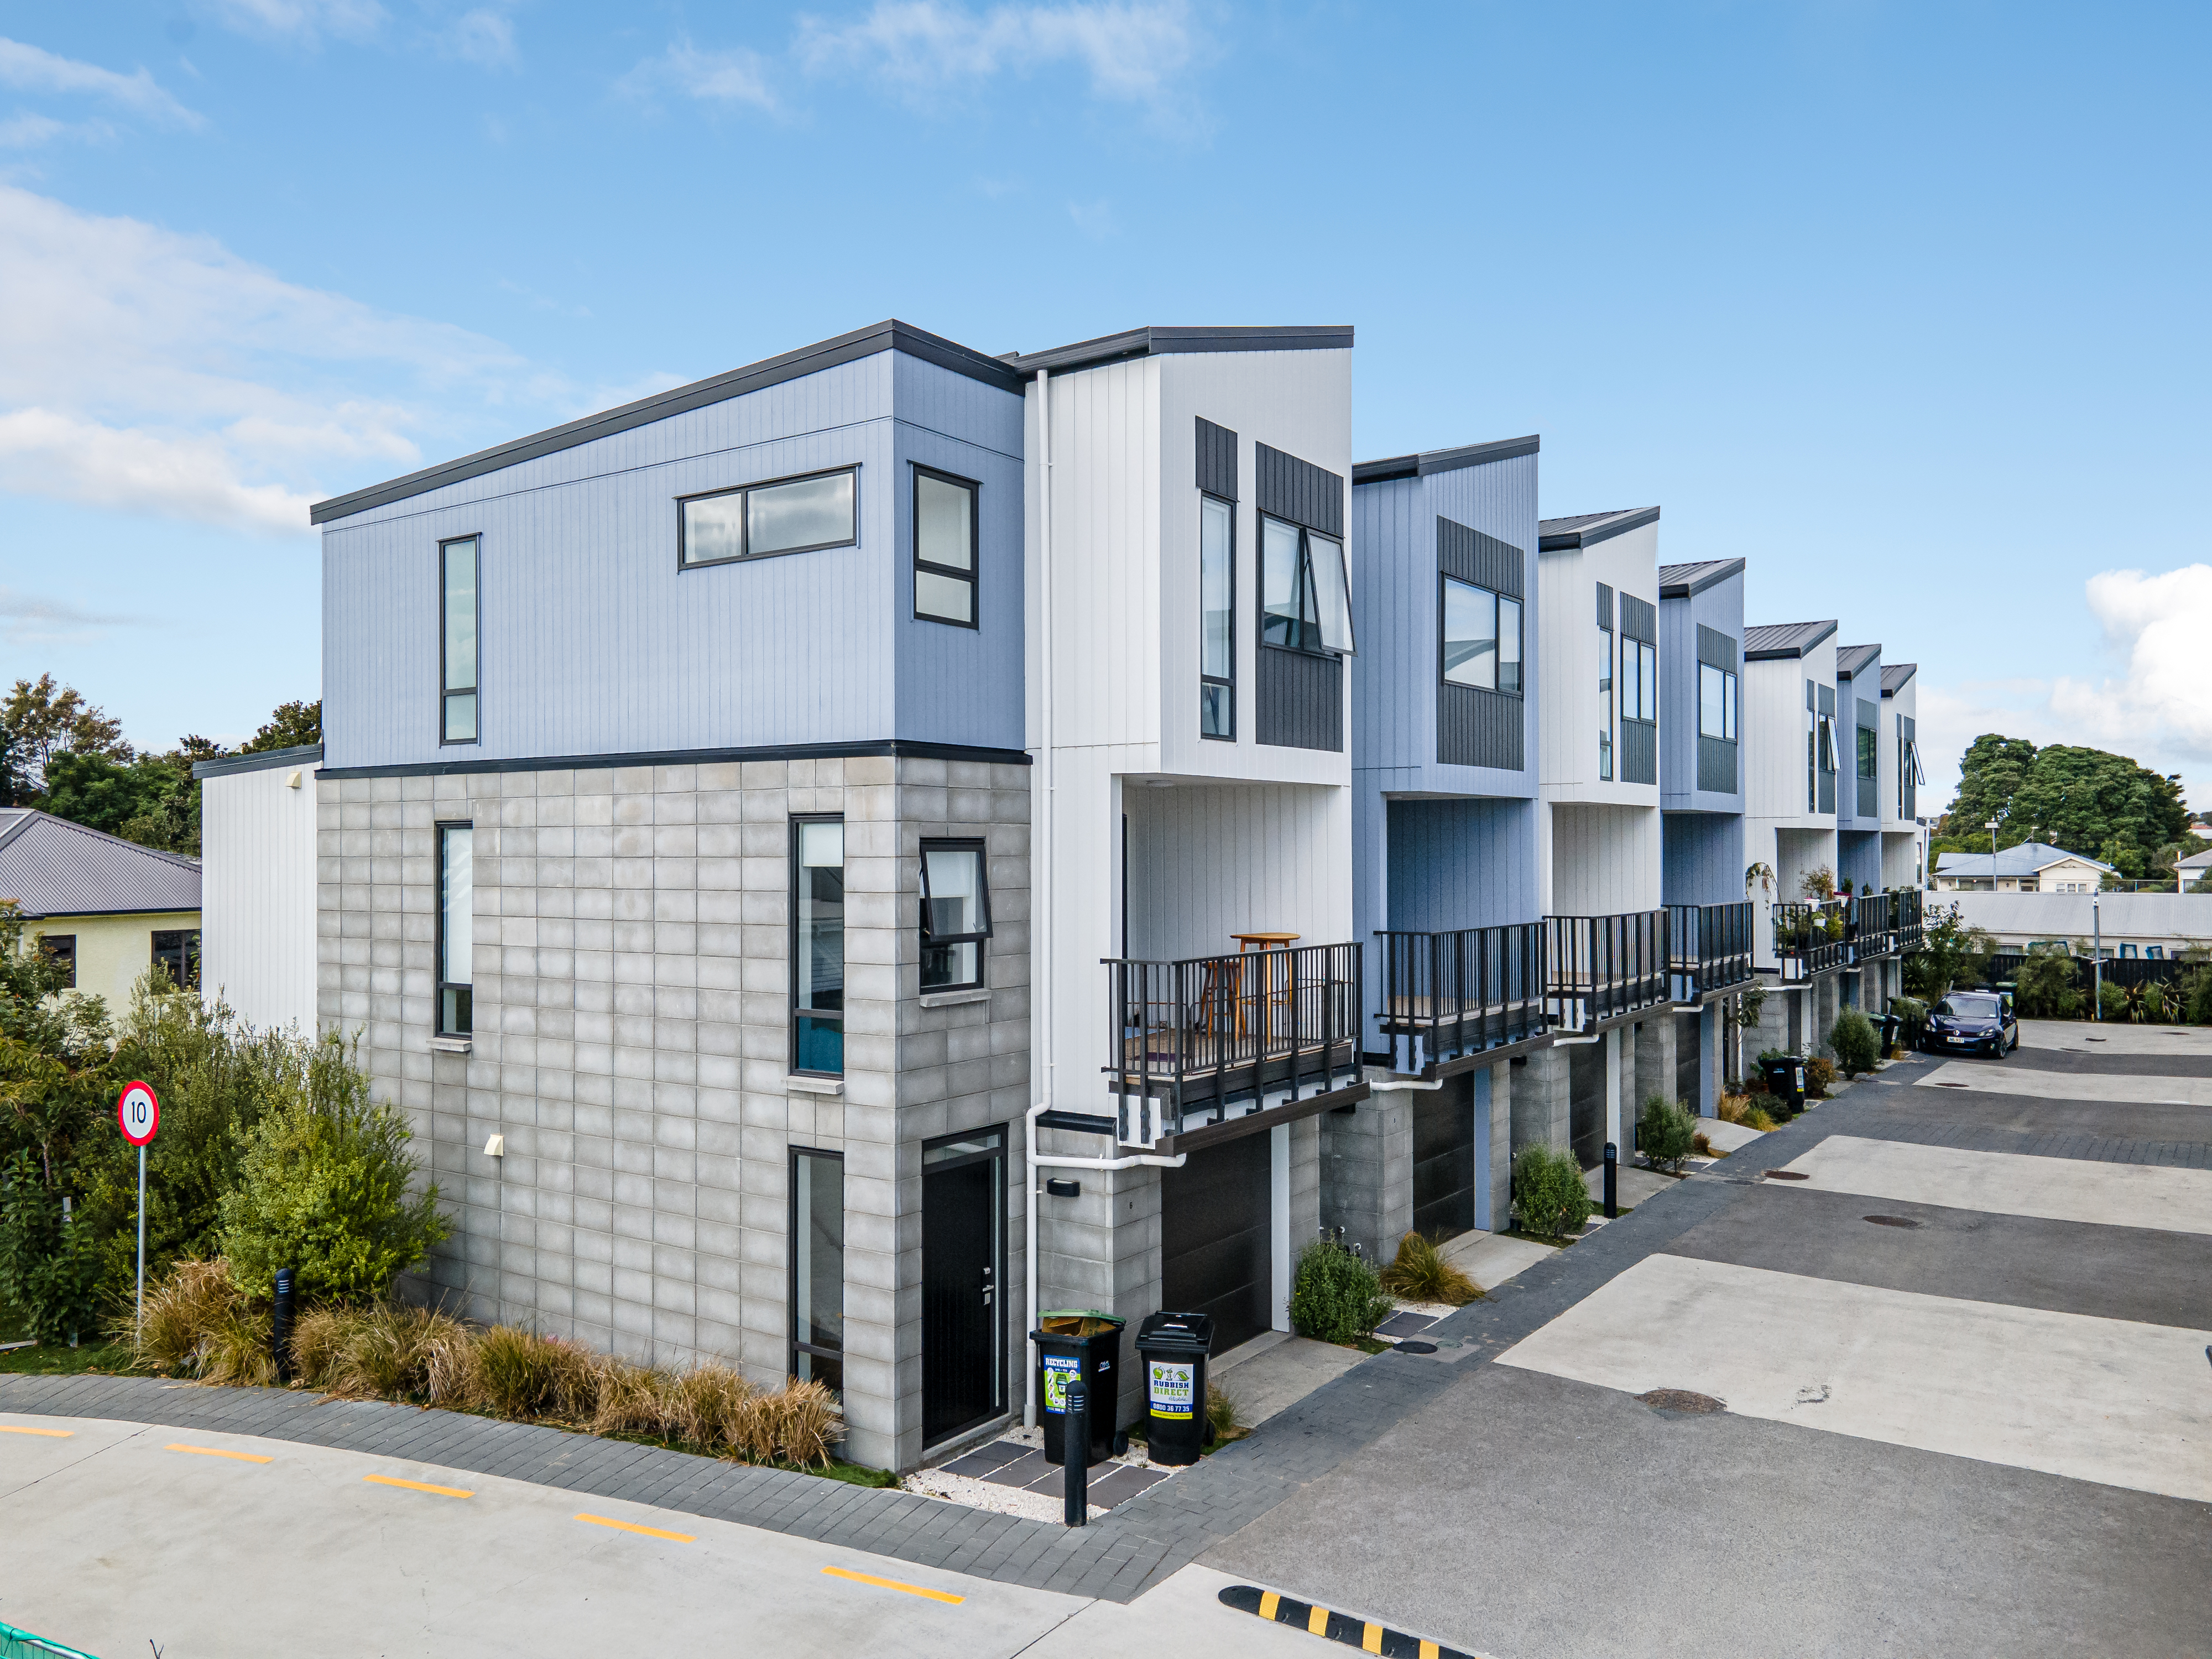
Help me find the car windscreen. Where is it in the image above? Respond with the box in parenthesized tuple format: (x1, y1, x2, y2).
(1938, 995, 2000, 1019)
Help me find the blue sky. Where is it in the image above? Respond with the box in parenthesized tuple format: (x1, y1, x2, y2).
(2, 1, 2206, 810)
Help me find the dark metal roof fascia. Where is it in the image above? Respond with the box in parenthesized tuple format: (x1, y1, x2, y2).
(13, 904, 201, 922)
(192, 743, 325, 781)
(309, 321, 1023, 526)
(1880, 662, 1918, 696)
(1538, 505, 1661, 550)
(1657, 557, 1746, 598)
(1001, 325, 1354, 377)
(1352, 433, 1540, 486)
(1835, 644, 1881, 679)
(316, 736, 1033, 781)
(1743, 619, 1840, 660)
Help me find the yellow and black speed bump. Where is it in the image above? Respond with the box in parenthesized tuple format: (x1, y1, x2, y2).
(1217, 1584, 1475, 1658)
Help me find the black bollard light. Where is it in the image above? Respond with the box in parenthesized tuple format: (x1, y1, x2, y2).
(272, 1266, 296, 1384)
(1603, 1142, 1618, 1220)
(1062, 1375, 1088, 1527)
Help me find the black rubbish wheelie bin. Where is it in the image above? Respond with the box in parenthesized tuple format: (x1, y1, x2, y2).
(1761, 1055, 1806, 1113)
(1134, 1312, 1214, 1467)
(1033, 1311, 1124, 1466)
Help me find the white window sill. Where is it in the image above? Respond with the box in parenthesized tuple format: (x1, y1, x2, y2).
(430, 1036, 472, 1055)
(786, 1074, 844, 1097)
(919, 987, 992, 1009)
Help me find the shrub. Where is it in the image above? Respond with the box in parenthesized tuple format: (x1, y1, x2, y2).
(468, 1324, 599, 1419)
(1637, 1096, 1696, 1173)
(291, 1301, 473, 1404)
(217, 1032, 450, 1303)
(134, 1256, 250, 1375)
(1830, 1010, 1879, 1078)
(1889, 996, 1928, 1050)
(1377, 1232, 1482, 1306)
(1804, 1056, 1836, 1099)
(2182, 966, 2212, 1026)
(2096, 980, 2128, 1021)
(1206, 1381, 1246, 1445)
(1288, 1237, 1393, 1345)
(1743, 1104, 1777, 1131)
(2013, 946, 2082, 1020)
(1692, 1130, 1719, 1159)
(1717, 1094, 1751, 1124)
(1512, 1145, 1593, 1240)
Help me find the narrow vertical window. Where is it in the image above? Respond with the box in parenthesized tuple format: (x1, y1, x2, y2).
(1199, 494, 1234, 737)
(438, 823, 472, 1035)
(150, 930, 200, 992)
(790, 1148, 844, 1394)
(1724, 671, 1738, 740)
(1597, 628, 1614, 781)
(914, 467, 978, 627)
(920, 840, 992, 992)
(1498, 596, 1522, 695)
(792, 817, 845, 1075)
(441, 536, 478, 744)
(1699, 664, 1725, 737)
(1638, 641, 1657, 721)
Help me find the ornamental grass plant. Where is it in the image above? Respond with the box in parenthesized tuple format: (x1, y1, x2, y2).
(1376, 1231, 1483, 1306)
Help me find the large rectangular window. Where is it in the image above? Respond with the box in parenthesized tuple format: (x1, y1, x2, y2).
(1261, 515, 1355, 656)
(914, 466, 977, 627)
(1442, 575, 1497, 689)
(790, 1148, 844, 1394)
(150, 930, 199, 992)
(1699, 665, 1739, 739)
(1857, 723, 1878, 780)
(680, 467, 857, 569)
(36, 933, 75, 989)
(438, 823, 472, 1035)
(920, 840, 992, 992)
(440, 535, 478, 744)
(792, 817, 845, 1075)
(1200, 494, 1234, 737)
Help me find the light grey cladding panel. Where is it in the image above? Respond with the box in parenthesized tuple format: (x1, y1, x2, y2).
(1661, 810, 1745, 908)
(1385, 797, 1540, 931)
(890, 354, 1026, 750)
(322, 352, 974, 770)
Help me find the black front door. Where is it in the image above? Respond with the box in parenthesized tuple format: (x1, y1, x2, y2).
(922, 1130, 1003, 1444)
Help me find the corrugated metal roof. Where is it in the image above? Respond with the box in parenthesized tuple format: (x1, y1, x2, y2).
(1836, 643, 1881, 678)
(1934, 841, 2114, 878)
(1743, 620, 1838, 660)
(0, 810, 201, 919)
(1657, 558, 1744, 598)
(1538, 507, 1660, 550)
(1881, 662, 1918, 694)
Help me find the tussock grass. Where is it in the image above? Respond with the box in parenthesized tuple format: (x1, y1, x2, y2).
(1376, 1232, 1483, 1306)
(1206, 1381, 1247, 1446)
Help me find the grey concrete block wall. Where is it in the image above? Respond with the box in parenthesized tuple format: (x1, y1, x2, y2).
(1319, 1091, 1412, 1263)
(1511, 1048, 1571, 1162)
(1632, 1015, 1678, 1116)
(318, 756, 1031, 1475)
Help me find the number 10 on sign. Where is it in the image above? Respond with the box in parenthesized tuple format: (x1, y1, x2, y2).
(117, 1082, 159, 1333)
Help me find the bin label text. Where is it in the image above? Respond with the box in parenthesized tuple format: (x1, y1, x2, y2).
(1148, 1359, 1196, 1420)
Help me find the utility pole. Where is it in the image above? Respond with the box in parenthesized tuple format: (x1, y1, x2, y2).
(2093, 891, 2103, 1019)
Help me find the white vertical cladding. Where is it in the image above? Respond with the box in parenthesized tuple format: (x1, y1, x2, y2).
(1123, 782, 1350, 961)
(1743, 629, 1840, 959)
(1880, 666, 1923, 887)
(200, 756, 321, 1034)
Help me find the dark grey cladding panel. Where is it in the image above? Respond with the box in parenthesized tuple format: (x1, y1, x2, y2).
(1697, 735, 1738, 794)
(1438, 684, 1523, 771)
(1620, 718, 1657, 785)
(1197, 418, 1239, 500)
(1902, 713, 1917, 816)
(1256, 646, 1342, 752)
(1436, 518, 1524, 597)
(1596, 583, 1613, 630)
(1695, 624, 1738, 671)
(1619, 593, 1656, 644)
(1255, 443, 1344, 538)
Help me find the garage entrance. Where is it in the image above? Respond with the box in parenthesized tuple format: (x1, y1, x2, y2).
(1161, 1131, 1272, 1353)
(1411, 1082, 1474, 1240)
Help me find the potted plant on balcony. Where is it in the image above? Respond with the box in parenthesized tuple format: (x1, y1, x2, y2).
(1801, 866, 1837, 901)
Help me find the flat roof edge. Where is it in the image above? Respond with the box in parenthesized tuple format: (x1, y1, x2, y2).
(1538, 505, 1661, 550)
(1658, 557, 1746, 598)
(194, 743, 324, 780)
(1004, 324, 1353, 377)
(1353, 433, 1539, 486)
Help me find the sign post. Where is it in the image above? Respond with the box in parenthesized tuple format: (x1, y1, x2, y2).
(117, 1082, 160, 1337)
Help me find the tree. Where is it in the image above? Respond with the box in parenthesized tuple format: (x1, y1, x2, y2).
(1938, 733, 2189, 879)
(1, 675, 132, 793)
(1903, 901, 1995, 1001)
(241, 700, 321, 754)
(40, 752, 202, 856)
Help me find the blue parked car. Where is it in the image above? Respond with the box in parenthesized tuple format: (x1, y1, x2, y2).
(1921, 990, 2018, 1058)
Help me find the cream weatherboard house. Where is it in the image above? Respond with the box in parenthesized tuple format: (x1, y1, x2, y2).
(1934, 843, 2114, 893)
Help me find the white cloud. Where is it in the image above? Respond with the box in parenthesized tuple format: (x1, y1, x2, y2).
(2051, 565, 2212, 761)
(196, 0, 387, 43)
(0, 183, 539, 536)
(795, 1, 1199, 104)
(0, 111, 68, 147)
(0, 37, 202, 127)
(619, 40, 780, 112)
(443, 7, 518, 69)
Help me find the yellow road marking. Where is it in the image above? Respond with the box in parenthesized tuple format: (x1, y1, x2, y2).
(575, 1512, 695, 1542)
(1308, 1604, 1329, 1635)
(821, 1565, 966, 1605)
(166, 1443, 271, 1463)
(1260, 1592, 1280, 1620)
(366, 1474, 473, 1499)
(0, 1425, 71, 1438)
(1363, 1622, 1384, 1654)
(1421, 1642, 1441, 1659)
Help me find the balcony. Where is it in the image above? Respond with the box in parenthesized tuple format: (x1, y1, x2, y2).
(1105, 942, 1364, 1143)
(1772, 901, 1849, 980)
(1667, 901, 1755, 1003)
(1896, 886, 1924, 952)
(1374, 922, 1546, 1076)
(1545, 911, 1670, 1032)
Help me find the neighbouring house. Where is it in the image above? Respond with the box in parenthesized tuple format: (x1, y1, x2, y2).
(0, 808, 203, 1008)
(1934, 842, 2114, 894)
(2177, 847, 2212, 893)
(1938, 891, 2209, 957)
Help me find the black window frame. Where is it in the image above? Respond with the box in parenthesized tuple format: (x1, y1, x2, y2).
(788, 1145, 845, 1396)
(439, 534, 480, 748)
(436, 820, 473, 1036)
(1258, 512, 1355, 659)
(677, 464, 860, 571)
(920, 837, 993, 994)
(35, 932, 76, 989)
(911, 463, 980, 630)
(1199, 491, 1237, 739)
(150, 928, 201, 993)
(1856, 723, 1879, 781)
(790, 813, 846, 1077)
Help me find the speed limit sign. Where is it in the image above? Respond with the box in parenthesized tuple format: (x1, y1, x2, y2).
(118, 1080, 160, 1146)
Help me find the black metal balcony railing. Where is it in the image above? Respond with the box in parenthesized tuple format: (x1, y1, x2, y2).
(1374, 922, 1546, 1074)
(1848, 892, 1905, 961)
(1667, 901, 1756, 1002)
(1105, 942, 1364, 1135)
(1545, 911, 1670, 1032)
(1772, 901, 1849, 980)
(1896, 886, 1924, 952)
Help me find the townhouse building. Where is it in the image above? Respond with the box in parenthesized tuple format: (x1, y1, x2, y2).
(1879, 661, 1928, 890)
(1340, 435, 1545, 1260)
